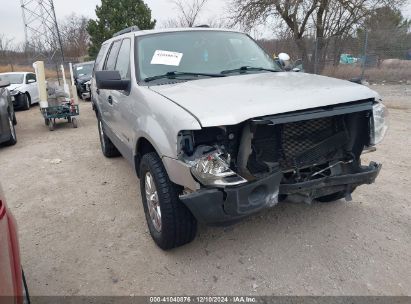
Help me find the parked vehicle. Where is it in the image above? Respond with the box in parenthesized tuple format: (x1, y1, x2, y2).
(0, 72, 40, 110)
(340, 53, 358, 64)
(73, 61, 94, 100)
(92, 27, 387, 250)
(0, 79, 17, 146)
(0, 183, 30, 303)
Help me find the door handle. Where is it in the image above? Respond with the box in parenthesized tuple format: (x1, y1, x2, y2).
(108, 96, 113, 105)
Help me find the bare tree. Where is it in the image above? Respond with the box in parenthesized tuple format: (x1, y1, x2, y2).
(0, 34, 25, 70)
(165, 0, 210, 27)
(230, 0, 406, 71)
(60, 14, 90, 59)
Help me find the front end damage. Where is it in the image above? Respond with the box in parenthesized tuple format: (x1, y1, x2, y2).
(178, 99, 387, 224)
(9, 90, 25, 109)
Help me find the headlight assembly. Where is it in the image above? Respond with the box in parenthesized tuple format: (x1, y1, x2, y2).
(370, 102, 388, 146)
(9, 90, 19, 96)
(188, 148, 247, 187)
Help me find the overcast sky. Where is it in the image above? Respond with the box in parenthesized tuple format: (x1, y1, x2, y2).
(1, 0, 410, 44)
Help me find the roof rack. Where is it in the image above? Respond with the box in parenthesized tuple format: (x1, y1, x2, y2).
(113, 26, 140, 37)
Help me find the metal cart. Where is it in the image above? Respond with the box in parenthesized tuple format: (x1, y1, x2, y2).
(40, 102, 79, 131)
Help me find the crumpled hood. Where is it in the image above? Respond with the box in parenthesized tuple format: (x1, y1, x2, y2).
(149, 72, 379, 127)
(7, 84, 23, 92)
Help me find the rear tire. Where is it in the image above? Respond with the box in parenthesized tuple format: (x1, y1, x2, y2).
(97, 117, 120, 158)
(140, 152, 197, 250)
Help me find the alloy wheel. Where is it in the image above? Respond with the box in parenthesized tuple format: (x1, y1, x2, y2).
(145, 172, 161, 232)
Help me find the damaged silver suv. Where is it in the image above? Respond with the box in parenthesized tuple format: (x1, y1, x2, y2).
(92, 27, 387, 250)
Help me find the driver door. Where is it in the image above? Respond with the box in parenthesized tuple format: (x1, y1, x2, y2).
(99, 40, 122, 134)
(26, 73, 39, 103)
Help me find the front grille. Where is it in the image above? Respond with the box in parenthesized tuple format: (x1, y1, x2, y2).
(280, 117, 344, 169)
(247, 116, 347, 174)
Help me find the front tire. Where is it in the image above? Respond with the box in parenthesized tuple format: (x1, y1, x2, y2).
(21, 93, 30, 111)
(140, 152, 197, 250)
(97, 117, 120, 157)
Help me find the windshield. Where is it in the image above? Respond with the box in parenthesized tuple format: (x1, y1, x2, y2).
(137, 31, 280, 82)
(0, 73, 24, 84)
(75, 64, 94, 77)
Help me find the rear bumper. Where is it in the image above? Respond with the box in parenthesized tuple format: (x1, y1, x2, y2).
(180, 162, 381, 225)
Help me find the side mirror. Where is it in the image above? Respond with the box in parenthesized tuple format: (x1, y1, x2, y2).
(27, 79, 36, 84)
(95, 71, 130, 91)
(292, 68, 301, 72)
(0, 80, 10, 88)
(278, 53, 291, 62)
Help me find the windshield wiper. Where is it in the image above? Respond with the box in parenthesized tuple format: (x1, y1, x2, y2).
(144, 71, 226, 82)
(221, 66, 279, 75)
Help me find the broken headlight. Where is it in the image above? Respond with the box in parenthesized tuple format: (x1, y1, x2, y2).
(370, 102, 388, 146)
(187, 148, 247, 187)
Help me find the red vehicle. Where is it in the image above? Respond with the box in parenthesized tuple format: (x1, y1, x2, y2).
(0, 184, 29, 304)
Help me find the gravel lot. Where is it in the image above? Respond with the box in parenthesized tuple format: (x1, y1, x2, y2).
(0, 84, 410, 296)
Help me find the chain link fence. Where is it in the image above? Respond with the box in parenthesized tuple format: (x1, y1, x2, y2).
(259, 28, 411, 84)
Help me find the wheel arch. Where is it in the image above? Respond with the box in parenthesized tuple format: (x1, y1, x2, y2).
(135, 137, 159, 178)
(24, 91, 31, 102)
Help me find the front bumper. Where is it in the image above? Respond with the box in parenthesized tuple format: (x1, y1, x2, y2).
(11, 94, 23, 109)
(81, 92, 91, 100)
(180, 162, 381, 225)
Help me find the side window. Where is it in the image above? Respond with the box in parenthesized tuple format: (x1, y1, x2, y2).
(115, 39, 131, 79)
(94, 43, 109, 75)
(104, 40, 122, 71)
(26, 73, 36, 83)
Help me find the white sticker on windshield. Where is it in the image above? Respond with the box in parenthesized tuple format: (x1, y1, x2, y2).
(151, 50, 183, 66)
(76, 66, 83, 70)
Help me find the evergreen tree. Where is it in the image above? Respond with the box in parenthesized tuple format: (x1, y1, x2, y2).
(87, 0, 156, 58)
